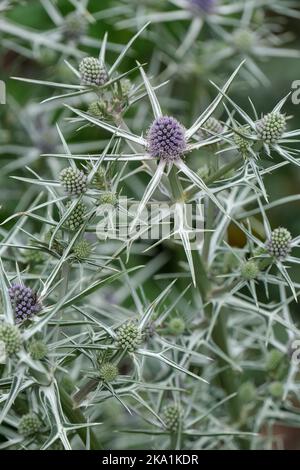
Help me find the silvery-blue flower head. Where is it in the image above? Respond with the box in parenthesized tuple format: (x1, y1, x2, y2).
(147, 116, 187, 161)
(9, 284, 41, 323)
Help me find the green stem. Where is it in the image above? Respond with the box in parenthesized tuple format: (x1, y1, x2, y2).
(169, 162, 241, 434)
(73, 378, 99, 406)
(184, 155, 243, 201)
(60, 261, 70, 301)
(59, 384, 103, 450)
(210, 307, 241, 422)
(168, 162, 242, 429)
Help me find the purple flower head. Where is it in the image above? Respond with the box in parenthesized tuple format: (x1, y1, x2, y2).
(147, 116, 187, 161)
(188, 0, 217, 14)
(9, 283, 41, 323)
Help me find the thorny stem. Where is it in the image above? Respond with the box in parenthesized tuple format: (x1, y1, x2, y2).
(73, 350, 127, 406)
(57, 245, 103, 449)
(210, 307, 241, 423)
(184, 155, 243, 201)
(59, 384, 103, 450)
(169, 161, 242, 428)
(73, 378, 99, 406)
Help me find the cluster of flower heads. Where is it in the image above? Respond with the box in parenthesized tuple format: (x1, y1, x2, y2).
(8, 284, 41, 323)
(147, 116, 187, 161)
(79, 57, 108, 86)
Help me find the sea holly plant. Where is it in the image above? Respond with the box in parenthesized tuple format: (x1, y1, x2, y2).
(1, 6, 300, 453)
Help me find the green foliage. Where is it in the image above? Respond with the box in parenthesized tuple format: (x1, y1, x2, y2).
(0, 0, 300, 452)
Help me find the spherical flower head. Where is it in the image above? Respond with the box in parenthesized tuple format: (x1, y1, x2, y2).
(9, 283, 41, 323)
(99, 362, 119, 382)
(233, 29, 256, 53)
(147, 116, 187, 161)
(241, 260, 260, 280)
(120, 78, 132, 97)
(62, 12, 87, 41)
(256, 112, 286, 144)
(266, 227, 292, 261)
(97, 191, 118, 206)
(65, 201, 87, 231)
(19, 413, 41, 437)
(238, 381, 256, 404)
(79, 57, 108, 86)
(198, 117, 223, 140)
(59, 167, 87, 196)
(28, 339, 48, 360)
(168, 317, 186, 336)
(115, 321, 143, 352)
(268, 381, 284, 399)
(73, 239, 92, 259)
(88, 100, 105, 118)
(162, 405, 182, 432)
(266, 349, 284, 372)
(25, 248, 45, 266)
(234, 127, 252, 155)
(0, 323, 22, 355)
(92, 166, 106, 190)
(188, 0, 217, 14)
